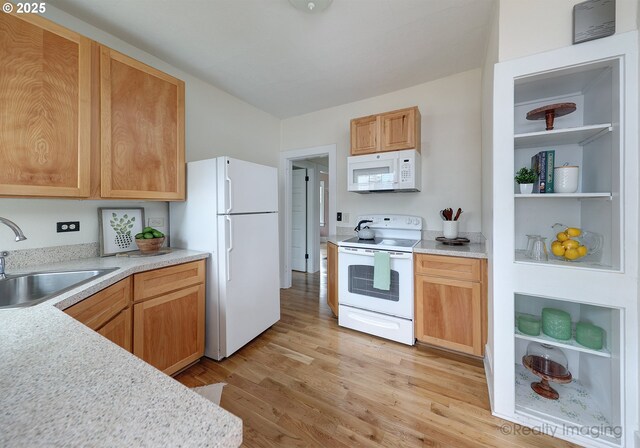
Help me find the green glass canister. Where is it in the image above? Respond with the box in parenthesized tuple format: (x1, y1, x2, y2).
(517, 314, 541, 336)
(541, 308, 572, 340)
(575, 322, 604, 350)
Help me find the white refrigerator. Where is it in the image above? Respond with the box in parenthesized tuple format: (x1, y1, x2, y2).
(170, 157, 280, 360)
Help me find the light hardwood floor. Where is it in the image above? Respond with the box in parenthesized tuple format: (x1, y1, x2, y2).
(176, 261, 575, 447)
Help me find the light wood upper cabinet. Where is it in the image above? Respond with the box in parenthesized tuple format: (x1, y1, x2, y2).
(414, 254, 486, 357)
(350, 115, 379, 155)
(0, 12, 92, 198)
(327, 242, 338, 317)
(350, 106, 420, 156)
(100, 47, 185, 200)
(380, 107, 420, 152)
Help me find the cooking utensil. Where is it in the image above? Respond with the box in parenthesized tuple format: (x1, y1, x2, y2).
(443, 208, 453, 221)
(454, 208, 462, 221)
(354, 219, 375, 240)
(440, 210, 447, 221)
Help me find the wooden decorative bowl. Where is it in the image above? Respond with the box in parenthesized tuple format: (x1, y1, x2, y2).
(526, 102, 576, 130)
(135, 237, 165, 253)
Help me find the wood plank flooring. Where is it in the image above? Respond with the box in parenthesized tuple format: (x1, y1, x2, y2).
(175, 261, 575, 447)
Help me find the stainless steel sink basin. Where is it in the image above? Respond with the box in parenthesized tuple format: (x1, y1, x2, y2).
(0, 268, 118, 309)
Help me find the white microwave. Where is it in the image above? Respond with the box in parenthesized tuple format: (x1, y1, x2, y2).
(347, 149, 421, 193)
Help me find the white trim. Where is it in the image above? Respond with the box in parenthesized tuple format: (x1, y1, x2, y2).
(280, 144, 337, 288)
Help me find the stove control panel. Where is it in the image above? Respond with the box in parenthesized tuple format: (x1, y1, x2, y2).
(355, 214, 423, 231)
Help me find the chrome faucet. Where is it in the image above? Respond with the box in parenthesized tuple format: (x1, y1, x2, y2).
(0, 217, 27, 279)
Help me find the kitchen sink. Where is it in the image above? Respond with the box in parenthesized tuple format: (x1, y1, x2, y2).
(0, 268, 118, 309)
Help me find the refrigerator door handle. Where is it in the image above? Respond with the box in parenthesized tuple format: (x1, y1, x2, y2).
(225, 174, 233, 214)
(226, 216, 233, 281)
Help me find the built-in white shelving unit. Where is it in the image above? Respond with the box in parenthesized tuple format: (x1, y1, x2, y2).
(490, 31, 638, 448)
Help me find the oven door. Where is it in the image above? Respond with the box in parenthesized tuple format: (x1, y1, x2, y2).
(338, 246, 413, 319)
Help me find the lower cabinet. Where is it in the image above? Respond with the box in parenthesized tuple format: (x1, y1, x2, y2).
(64, 259, 206, 376)
(414, 254, 487, 356)
(133, 284, 205, 375)
(65, 278, 132, 352)
(97, 307, 132, 352)
(327, 241, 338, 317)
(132, 260, 206, 376)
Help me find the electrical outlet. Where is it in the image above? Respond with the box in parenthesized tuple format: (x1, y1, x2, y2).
(342, 213, 350, 223)
(148, 217, 164, 227)
(57, 221, 80, 233)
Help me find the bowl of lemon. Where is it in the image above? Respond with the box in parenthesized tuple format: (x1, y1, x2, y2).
(550, 223, 603, 262)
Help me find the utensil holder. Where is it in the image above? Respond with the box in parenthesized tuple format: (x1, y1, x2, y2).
(443, 221, 459, 239)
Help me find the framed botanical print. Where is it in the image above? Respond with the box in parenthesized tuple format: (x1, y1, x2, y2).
(98, 208, 144, 256)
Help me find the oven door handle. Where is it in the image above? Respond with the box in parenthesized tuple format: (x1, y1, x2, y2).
(338, 247, 412, 259)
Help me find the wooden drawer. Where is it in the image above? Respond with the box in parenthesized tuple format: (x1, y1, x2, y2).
(133, 260, 205, 302)
(64, 278, 131, 330)
(414, 253, 481, 282)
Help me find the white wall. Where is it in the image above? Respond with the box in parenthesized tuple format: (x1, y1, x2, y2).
(0, 5, 280, 251)
(499, 0, 638, 62)
(281, 69, 483, 234)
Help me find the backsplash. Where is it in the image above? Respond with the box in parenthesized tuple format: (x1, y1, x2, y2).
(4, 243, 100, 270)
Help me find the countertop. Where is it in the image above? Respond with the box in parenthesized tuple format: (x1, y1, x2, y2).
(327, 235, 487, 259)
(0, 249, 242, 448)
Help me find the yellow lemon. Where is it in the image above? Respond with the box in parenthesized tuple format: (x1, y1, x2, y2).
(577, 245, 588, 257)
(551, 244, 566, 257)
(567, 227, 582, 237)
(564, 248, 580, 260)
(551, 240, 563, 249)
(556, 232, 569, 242)
(562, 239, 580, 249)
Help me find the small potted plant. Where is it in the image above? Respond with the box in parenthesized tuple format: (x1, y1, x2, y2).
(515, 167, 537, 194)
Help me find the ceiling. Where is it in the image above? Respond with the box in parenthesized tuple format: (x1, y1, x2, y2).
(48, 0, 495, 118)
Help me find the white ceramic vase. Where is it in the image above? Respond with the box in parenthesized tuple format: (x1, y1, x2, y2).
(519, 183, 534, 194)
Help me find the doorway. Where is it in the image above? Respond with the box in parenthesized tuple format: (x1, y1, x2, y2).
(279, 145, 336, 289)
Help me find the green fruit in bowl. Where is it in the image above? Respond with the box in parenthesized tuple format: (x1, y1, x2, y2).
(136, 226, 164, 239)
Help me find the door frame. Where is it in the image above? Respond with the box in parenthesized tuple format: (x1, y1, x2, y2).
(280, 144, 337, 288)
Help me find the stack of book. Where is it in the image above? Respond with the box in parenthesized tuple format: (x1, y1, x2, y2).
(531, 150, 555, 193)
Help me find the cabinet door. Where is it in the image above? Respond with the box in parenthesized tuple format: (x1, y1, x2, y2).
(100, 46, 185, 200)
(133, 284, 205, 376)
(65, 278, 131, 331)
(327, 242, 338, 317)
(350, 115, 379, 155)
(0, 13, 91, 197)
(415, 275, 482, 356)
(97, 307, 132, 352)
(380, 107, 420, 153)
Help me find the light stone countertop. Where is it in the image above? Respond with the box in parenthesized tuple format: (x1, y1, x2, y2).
(0, 249, 242, 448)
(328, 235, 487, 259)
(413, 239, 487, 259)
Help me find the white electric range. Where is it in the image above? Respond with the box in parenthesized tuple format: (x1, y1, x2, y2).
(337, 214, 422, 345)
